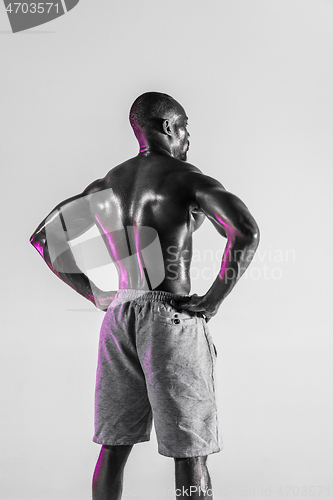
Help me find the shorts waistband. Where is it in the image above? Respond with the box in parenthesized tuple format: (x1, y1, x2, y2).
(115, 289, 189, 303)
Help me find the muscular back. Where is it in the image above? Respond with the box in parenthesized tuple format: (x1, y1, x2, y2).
(89, 153, 206, 294)
(31, 95, 259, 315)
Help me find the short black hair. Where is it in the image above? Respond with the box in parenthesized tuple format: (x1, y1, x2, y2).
(129, 92, 179, 133)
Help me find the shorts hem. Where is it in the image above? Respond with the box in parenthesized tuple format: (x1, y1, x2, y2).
(93, 434, 150, 446)
(158, 445, 223, 458)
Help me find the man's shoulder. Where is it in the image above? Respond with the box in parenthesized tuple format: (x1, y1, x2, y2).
(82, 177, 108, 195)
(173, 161, 226, 194)
(82, 159, 133, 194)
(84, 157, 226, 197)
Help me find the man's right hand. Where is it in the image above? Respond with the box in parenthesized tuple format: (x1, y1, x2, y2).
(170, 294, 219, 322)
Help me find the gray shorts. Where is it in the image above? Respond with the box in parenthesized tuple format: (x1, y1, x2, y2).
(93, 289, 222, 458)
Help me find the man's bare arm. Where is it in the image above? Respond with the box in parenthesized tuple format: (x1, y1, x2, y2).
(174, 174, 260, 321)
(30, 179, 116, 311)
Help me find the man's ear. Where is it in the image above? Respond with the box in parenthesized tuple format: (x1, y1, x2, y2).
(162, 119, 172, 136)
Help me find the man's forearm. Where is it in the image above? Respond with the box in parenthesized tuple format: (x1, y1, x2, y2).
(204, 232, 260, 311)
(30, 230, 114, 310)
(30, 230, 98, 304)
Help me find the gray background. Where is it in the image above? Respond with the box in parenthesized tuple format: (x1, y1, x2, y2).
(1, 1, 332, 499)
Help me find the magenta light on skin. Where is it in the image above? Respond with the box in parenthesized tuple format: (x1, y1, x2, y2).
(215, 214, 237, 281)
(93, 445, 104, 484)
(215, 213, 242, 239)
(32, 239, 45, 259)
(215, 214, 232, 234)
(219, 245, 230, 280)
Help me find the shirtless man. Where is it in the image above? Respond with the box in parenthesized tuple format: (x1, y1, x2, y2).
(30, 92, 260, 500)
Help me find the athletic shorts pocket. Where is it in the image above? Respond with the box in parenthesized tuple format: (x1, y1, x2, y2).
(152, 305, 197, 327)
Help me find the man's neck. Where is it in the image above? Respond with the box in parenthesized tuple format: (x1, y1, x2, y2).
(139, 142, 172, 157)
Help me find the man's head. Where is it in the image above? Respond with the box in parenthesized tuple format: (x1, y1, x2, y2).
(129, 92, 190, 161)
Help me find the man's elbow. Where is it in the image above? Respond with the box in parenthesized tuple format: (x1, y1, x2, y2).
(239, 221, 260, 249)
(30, 231, 47, 259)
(29, 233, 36, 246)
(30, 232, 43, 247)
(249, 223, 260, 249)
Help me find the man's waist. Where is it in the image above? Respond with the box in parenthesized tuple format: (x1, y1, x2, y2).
(115, 289, 189, 303)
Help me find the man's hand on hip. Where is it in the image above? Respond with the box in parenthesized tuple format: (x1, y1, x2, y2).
(170, 294, 219, 323)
